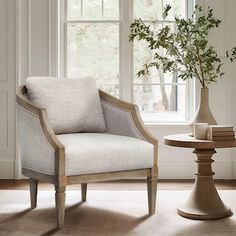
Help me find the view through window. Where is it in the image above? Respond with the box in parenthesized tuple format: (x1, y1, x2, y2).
(64, 0, 193, 122)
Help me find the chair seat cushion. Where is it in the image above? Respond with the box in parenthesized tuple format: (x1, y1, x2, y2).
(26, 77, 107, 134)
(57, 133, 154, 176)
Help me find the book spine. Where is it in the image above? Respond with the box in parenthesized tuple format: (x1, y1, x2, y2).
(208, 127, 234, 139)
(211, 127, 233, 132)
(211, 136, 235, 141)
(211, 131, 235, 137)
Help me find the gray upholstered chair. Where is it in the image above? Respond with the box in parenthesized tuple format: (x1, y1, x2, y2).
(16, 77, 158, 228)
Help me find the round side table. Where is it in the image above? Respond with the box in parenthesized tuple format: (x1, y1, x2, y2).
(164, 133, 236, 220)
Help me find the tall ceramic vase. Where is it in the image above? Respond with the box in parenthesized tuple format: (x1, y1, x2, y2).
(189, 87, 217, 130)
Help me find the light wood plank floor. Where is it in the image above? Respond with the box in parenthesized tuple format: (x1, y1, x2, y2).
(0, 179, 236, 190)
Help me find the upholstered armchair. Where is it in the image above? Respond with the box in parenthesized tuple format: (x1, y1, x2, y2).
(16, 77, 158, 228)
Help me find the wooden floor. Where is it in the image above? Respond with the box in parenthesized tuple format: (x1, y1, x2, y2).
(0, 179, 236, 190)
(1, 189, 236, 235)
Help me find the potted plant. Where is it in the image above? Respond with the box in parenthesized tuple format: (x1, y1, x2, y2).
(129, 5, 236, 127)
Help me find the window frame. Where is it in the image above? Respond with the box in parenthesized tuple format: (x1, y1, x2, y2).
(59, 0, 195, 123)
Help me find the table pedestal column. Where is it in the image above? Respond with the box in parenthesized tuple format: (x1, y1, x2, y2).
(178, 148, 232, 220)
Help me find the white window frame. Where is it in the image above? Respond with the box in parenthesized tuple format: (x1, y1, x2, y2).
(59, 0, 195, 123)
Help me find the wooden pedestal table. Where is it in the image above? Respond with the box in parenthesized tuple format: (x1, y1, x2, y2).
(164, 134, 236, 220)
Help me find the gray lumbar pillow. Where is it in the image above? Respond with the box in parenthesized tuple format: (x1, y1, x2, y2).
(26, 77, 107, 134)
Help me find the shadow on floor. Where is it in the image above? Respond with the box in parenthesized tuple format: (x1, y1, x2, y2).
(0, 202, 150, 236)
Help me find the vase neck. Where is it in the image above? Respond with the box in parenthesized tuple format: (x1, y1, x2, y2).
(199, 87, 209, 107)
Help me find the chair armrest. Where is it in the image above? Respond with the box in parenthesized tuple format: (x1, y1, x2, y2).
(99, 90, 157, 143)
(99, 90, 158, 167)
(16, 86, 65, 176)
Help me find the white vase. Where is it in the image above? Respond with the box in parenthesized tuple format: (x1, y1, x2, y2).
(189, 87, 217, 130)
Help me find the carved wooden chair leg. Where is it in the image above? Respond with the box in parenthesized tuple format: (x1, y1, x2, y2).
(55, 186, 66, 228)
(81, 183, 87, 202)
(147, 176, 157, 215)
(29, 178, 38, 209)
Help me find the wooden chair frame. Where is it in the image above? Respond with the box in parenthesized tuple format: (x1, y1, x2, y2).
(16, 85, 158, 228)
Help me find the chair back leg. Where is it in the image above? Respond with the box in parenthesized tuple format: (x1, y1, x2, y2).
(81, 183, 87, 202)
(147, 176, 157, 215)
(29, 178, 38, 209)
(55, 186, 66, 228)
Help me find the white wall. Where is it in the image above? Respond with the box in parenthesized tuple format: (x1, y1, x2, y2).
(0, 0, 235, 179)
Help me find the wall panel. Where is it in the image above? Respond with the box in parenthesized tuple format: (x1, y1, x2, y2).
(0, 91, 8, 147)
(0, 0, 7, 82)
(0, 0, 16, 178)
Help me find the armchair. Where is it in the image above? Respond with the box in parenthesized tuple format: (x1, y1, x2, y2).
(16, 77, 158, 228)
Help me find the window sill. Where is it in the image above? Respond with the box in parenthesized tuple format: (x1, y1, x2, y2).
(144, 121, 189, 126)
(144, 122, 191, 130)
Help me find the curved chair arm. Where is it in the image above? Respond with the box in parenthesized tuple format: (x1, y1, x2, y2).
(99, 90, 157, 144)
(16, 86, 65, 176)
(99, 90, 158, 167)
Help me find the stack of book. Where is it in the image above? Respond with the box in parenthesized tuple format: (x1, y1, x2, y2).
(208, 125, 235, 141)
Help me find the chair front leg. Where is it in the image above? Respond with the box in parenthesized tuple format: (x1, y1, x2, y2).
(147, 175, 157, 215)
(81, 183, 87, 202)
(29, 178, 38, 209)
(55, 186, 66, 228)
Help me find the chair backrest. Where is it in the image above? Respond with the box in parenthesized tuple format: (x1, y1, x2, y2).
(24, 77, 107, 134)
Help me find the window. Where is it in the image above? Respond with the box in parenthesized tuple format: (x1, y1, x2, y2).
(62, 0, 194, 122)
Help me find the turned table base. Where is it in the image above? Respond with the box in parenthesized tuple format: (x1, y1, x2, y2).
(178, 148, 232, 220)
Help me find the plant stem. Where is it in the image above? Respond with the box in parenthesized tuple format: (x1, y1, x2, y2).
(196, 45, 206, 87)
(193, 64, 205, 87)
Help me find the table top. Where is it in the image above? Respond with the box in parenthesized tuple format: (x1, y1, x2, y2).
(164, 133, 236, 149)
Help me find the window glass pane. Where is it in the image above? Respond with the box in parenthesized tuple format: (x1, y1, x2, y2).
(67, 0, 119, 20)
(134, 40, 162, 84)
(134, 0, 162, 21)
(99, 84, 119, 98)
(163, 0, 186, 20)
(67, 0, 82, 20)
(134, 84, 186, 121)
(134, 23, 162, 84)
(67, 23, 119, 92)
(83, 0, 102, 20)
(103, 0, 119, 20)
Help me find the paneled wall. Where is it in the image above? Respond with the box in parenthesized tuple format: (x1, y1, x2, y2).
(14, 0, 58, 178)
(0, 0, 16, 178)
(17, 0, 58, 85)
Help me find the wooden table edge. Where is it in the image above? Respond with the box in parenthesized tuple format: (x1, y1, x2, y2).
(163, 133, 236, 149)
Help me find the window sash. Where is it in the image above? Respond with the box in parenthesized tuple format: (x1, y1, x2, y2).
(61, 0, 195, 122)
